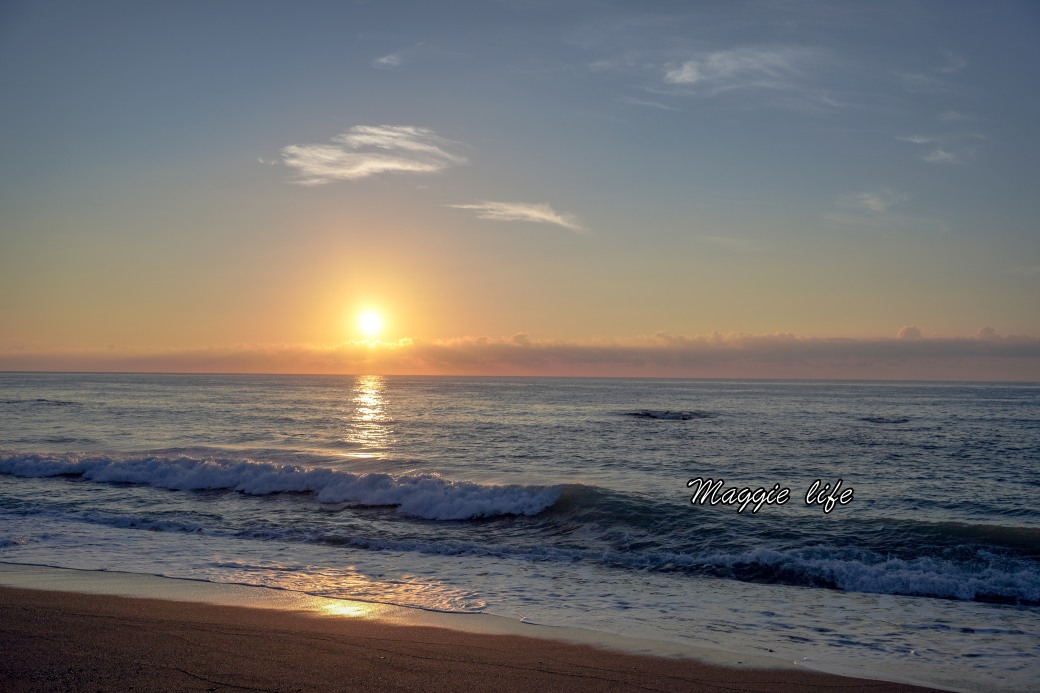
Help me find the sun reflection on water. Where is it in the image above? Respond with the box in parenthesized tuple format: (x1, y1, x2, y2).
(342, 375, 392, 458)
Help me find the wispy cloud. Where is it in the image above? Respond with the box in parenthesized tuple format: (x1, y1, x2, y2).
(896, 127, 983, 165)
(654, 45, 844, 112)
(663, 45, 823, 93)
(824, 190, 949, 234)
(899, 51, 968, 93)
(280, 126, 467, 185)
(665, 46, 801, 85)
(898, 72, 943, 93)
(620, 96, 677, 111)
(838, 189, 909, 213)
(896, 134, 937, 145)
(372, 53, 404, 69)
(575, 14, 842, 112)
(939, 109, 971, 122)
(937, 51, 968, 74)
(922, 148, 960, 165)
(447, 201, 587, 234)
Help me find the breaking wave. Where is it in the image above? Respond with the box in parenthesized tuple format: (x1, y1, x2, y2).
(0, 451, 561, 521)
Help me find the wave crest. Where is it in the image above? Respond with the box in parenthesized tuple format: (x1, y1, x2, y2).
(0, 451, 561, 521)
(707, 546, 1040, 605)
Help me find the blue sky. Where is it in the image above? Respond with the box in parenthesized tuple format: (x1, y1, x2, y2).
(1, 1, 1038, 378)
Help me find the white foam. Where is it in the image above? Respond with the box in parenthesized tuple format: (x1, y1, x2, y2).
(0, 451, 561, 521)
(709, 546, 1040, 603)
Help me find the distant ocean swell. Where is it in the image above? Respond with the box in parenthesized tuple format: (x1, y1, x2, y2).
(0, 398, 82, 407)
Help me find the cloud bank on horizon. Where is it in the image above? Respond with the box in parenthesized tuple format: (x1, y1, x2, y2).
(3, 331, 1037, 382)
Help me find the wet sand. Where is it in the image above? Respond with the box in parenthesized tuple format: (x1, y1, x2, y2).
(0, 586, 941, 692)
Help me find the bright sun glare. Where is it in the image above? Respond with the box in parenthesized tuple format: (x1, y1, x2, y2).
(357, 310, 384, 338)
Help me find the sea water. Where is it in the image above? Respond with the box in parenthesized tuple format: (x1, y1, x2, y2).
(1, 373, 1038, 691)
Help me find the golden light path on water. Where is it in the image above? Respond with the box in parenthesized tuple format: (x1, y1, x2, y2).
(343, 375, 392, 458)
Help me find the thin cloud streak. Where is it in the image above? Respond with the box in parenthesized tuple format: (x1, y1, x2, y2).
(897, 130, 981, 165)
(659, 45, 837, 110)
(899, 51, 967, 95)
(940, 110, 971, 122)
(280, 125, 467, 184)
(448, 201, 587, 234)
(922, 148, 960, 164)
(896, 135, 936, 145)
(838, 189, 909, 213)
(937, 52, 968, 74)
(664, 46, 813, 88)
(620, 96, 678, 111)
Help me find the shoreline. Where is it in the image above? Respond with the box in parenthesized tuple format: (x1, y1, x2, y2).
(0, 584, 942, 692)
(0, 562, 764, 662)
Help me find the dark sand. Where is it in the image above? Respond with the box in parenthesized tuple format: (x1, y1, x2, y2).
(0, 586, 940, 692)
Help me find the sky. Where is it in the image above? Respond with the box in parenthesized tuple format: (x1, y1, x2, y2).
(1, 0, 1038, 380)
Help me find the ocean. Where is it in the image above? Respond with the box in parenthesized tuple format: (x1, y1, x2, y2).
(1, 373, 1038, 691)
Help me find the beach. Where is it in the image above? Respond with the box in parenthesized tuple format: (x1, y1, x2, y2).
(1, 585, 941, 692)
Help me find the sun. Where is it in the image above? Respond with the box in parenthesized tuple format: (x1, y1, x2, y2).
(357, 309, 384, 339)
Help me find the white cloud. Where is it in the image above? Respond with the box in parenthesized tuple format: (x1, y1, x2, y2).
(663, 46, 820, 95)
(839, 189, 908, 213)
(447, 201, 586, 234)
(922, 148, 959, 164)
(281, 125, 466, 185)
(373, 53, 403, 69)
(896, 134, 936, 144)
(664, 61, 702, 85)
(897, 129, 980, 165)
(657, 45, 841, 112)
